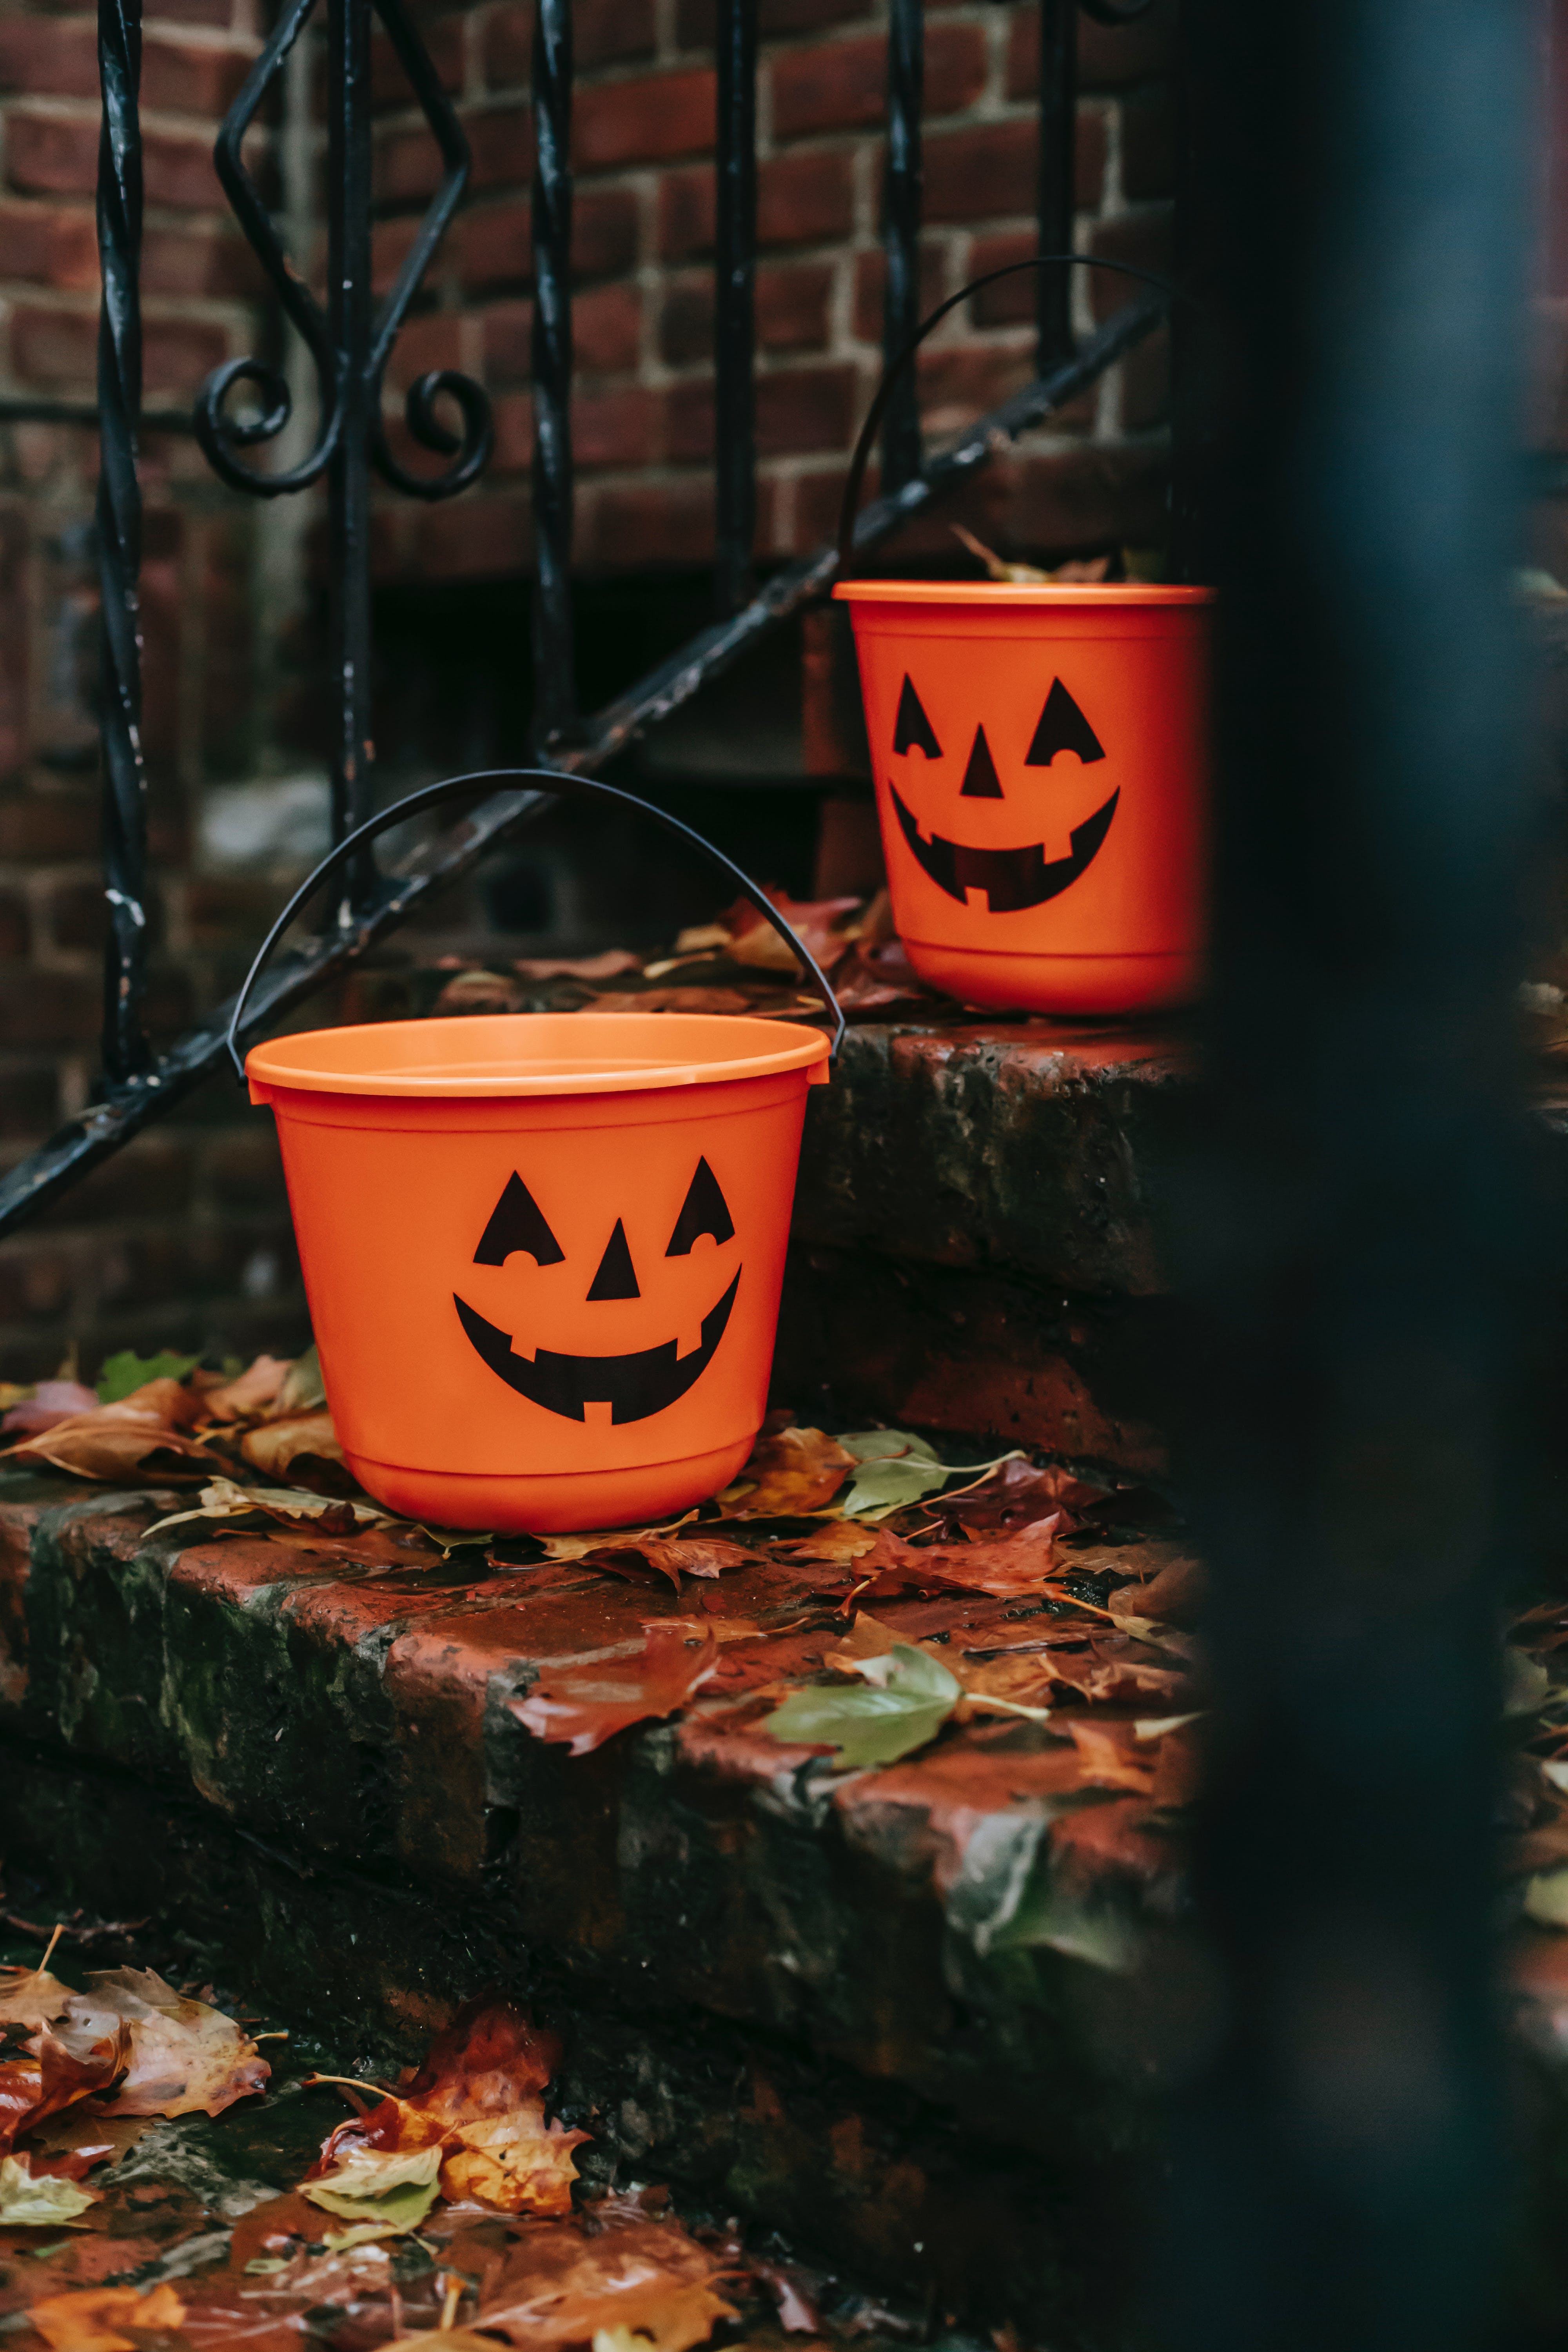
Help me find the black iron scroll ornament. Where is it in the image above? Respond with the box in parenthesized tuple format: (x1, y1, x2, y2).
(194, 0, 494, 885)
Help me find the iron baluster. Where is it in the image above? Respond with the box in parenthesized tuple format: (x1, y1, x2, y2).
(530, 0, 577, 753)
(95, 0, 148, 1083)
(327, 0, 375, 889)
(1036, 1, 1076, 371)
(715, 0, 758, 616)
(880, 0, 923, 494)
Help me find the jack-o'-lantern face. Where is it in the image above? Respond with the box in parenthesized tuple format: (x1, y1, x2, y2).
(453, 1158, 739, 1423)
(886, 673, 1119, 912)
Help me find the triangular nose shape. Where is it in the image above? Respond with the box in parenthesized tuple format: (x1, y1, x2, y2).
(960, 725, 1004, 797)
(586, 1218, 641, 1300)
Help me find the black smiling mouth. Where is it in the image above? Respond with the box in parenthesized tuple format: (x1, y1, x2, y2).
(890, 783, 1120, 914)
(453, 1269, 740, 1424)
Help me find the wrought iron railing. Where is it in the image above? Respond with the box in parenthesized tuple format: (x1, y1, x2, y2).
(0, 0, 1166, 1236)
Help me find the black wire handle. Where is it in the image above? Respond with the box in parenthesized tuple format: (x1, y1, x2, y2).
(837, 252, 1177, 580)
(225, 767, 848, 1083)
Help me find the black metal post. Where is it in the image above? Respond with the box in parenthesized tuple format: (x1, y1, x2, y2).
(530, 0, 577, 753)
(326, 0, 375, 893)
(714, 0, 757, 616)
(880, 0, 923, 494)
(1171, 5, 1533, 2350)
(1036, 0, 1076, 372)
(96, 0, 149, 1081)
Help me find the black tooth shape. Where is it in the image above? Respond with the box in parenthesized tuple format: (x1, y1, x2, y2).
(893, 674, 942, 758)
(666, 1156, 735, 1255)
(1026, 678, 1106, 766)
(959, 724, 1005, 797)
(587, 1218, 641, 1300)
(474, 1171, 565, 1268)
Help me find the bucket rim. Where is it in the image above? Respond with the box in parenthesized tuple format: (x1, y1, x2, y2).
(832, 581, 1215, 607)
(245, 1010, 832, 1100)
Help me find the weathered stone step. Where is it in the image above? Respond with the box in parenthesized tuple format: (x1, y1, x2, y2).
(784, 1017, 1189, 1471)
(0, 1476, 1180, 2336)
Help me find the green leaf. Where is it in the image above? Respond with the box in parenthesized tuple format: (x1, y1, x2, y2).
(763, 1644, 961, 1768)
(276, 1343, 327, 1415)
(96, 1348, 200, 1403)
(0, 2155, 95, 2225)
(832, 1429, 1025, 1519)
(300, 2140, 442, 2236)
(300, 2175, 440, 2234)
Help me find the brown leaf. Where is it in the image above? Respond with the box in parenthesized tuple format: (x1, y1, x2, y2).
(800, 1517, 1061, 1600)
(6, 1378, 216, 1483)
(510, 1621, 719, 1756)
(0, 2025, 126, 2156)
(52, 1969, 269, 2119)
(239, 1408, 345, 1488)
(199, 1356, 292, 1423)
(469, 2210, 738, 2351)
(514, 949, 642, 982)
(584, 1533, 753, 1588)
(929, 1457, 1108, 1537)
(726, 890, 862, 975)
(1054, 1720, 1156, 1794)
(1036, 1635, 1190, 1708)
(27, 2284, 185, 2352)
(1124, 1550, 1206, 1625)
(310, 1998, 589, 2218)
(777, 1519, 878, 1566)
(433, 969, 525, 1016)
(720, 1423, 855, 1517)
(0, 1930, 73, 2033)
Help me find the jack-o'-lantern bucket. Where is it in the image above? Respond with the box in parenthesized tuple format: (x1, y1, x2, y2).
(232, 771, 841, 1533)
(833, 250, 1213, 1016)
(834, 581, 1213, 1015)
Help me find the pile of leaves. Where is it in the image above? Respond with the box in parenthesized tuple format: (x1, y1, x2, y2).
(0, 1932, 271, 2228)
(0, 1346, 344, 1503)
(0, 1989, 832, 2352)
(424, 887, 973, 1027)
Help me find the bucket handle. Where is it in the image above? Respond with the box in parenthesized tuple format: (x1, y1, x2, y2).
(836, 253, 1176, 581)
(225, 766, 848, 1082)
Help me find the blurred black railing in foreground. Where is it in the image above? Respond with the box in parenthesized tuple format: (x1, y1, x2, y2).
(1171, 4, 1532, 2351)
(0, 0, 1165, 1235)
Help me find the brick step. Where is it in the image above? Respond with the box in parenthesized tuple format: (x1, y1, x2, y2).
(0, 1477, 1181, 2339)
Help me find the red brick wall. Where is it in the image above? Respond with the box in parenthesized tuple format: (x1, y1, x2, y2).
(368, 0, 1178, 586)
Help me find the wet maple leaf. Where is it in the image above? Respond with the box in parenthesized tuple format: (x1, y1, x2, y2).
(27, 2283, 185, 2352)
(719, 1423, 854, 1517)
(582, 1533, 753, 1589)
(798, 1517, 1062, 1600)
(0, 2025, 126, 2157)
(466, 2210, 738, 2351)
(309, 1997, 590, 2219)
(929, 1456, 1106, 1537)
(5, 1379, 216, 1483)
(510, 1621, 720, 1756)
(50, 1969, 269, 2118)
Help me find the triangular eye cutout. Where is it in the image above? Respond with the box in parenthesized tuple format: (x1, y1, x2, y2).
(666, 1156, 735, 1256)
(474, 1172, 566, 1267)
(587, 1218, 641, 1300)
(893, 675, 942, 759)
(960, 725, 1004, 798)
(1026, 679, 1106, 767)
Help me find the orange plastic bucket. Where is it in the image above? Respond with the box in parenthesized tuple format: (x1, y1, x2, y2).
(247, 1011, 829, 1532)
(834, 581, 1214, 1017)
